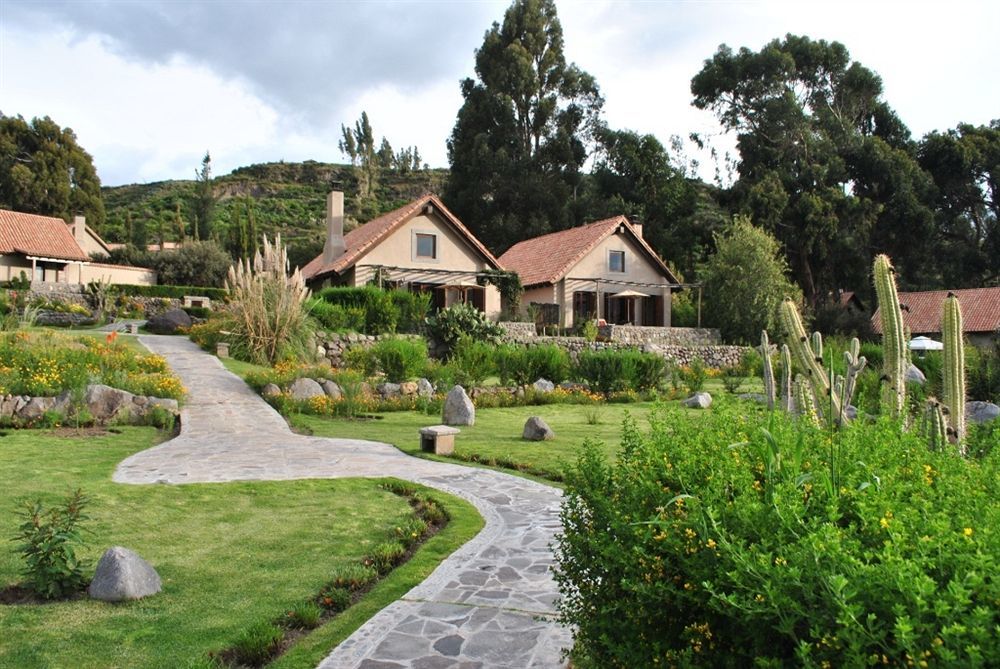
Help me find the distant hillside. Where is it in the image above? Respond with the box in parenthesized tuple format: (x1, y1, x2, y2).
(100, 160, 449, 267)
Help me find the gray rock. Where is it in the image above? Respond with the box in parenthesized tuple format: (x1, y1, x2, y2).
(399, 381, 418, 396)
(145, 309, 192, 335)
(320, 379, 343, 399)
(967, 401, 999, 425)
(262, 383, 281, 398)
(89, 546, 161, 602)
(377, 382, 402, 399)
(288, 377, 325, 401)
(17, 396, 55, 420)
(844, 405, 858, 420)
(522, 416, 555, 441)
(737, 393, 768, 405)
(84, 384, 136, 422)
(442, 385, 475, 426)
(905, 364, 926, 385)
(417, 378, 434, 398)
(682, 392, 713, 409)
(532, 378, 555, 393)
(144, 397, 179, 416)
(0, 394, 19, 419)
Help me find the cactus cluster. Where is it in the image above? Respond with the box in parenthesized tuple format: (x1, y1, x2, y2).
(921, 399, 948, 451)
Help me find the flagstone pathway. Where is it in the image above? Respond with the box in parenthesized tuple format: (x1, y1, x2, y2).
(114, 336, 571, 668)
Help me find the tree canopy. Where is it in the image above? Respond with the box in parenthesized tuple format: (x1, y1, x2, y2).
(692, 34, 934, 303)
(0, 114, 105, 228)
(446, 0, 604, 253)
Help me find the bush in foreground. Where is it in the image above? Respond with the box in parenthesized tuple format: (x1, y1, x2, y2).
(556, 406, 1000, 667)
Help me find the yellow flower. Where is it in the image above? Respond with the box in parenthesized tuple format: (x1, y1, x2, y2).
(963, 527, 973, 537)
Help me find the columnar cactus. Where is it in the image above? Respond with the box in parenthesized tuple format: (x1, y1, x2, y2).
(779, 298, 842, 421)
(761, 331, 775, 410)
(873, 254, 908, 418)
(921, 398, 948, 451)
(780, 344, 793, 412)
(793, 375, 818, 426)
(941, 294, 966, 448)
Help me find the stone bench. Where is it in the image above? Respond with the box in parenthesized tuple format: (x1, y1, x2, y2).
(419, 425, 460, 455)
(183, 295, 211, 309)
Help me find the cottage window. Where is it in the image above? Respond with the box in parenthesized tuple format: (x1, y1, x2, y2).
(415, 233, 437, 259)
(609, 250, 625, 273)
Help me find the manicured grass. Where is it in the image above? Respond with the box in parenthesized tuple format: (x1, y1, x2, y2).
(0, 427, 481, 668)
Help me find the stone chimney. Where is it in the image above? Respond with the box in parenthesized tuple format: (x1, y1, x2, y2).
(323, 190, 346, 264)
(627, 214, 643, 240)
(73, 215, 87, 243)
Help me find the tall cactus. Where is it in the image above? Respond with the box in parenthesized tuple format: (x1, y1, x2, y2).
(780, 344, 793, 412)
(941, 294, 966, 448)
(779, 298, 842, 421)
(873, 254, 908, 419)
(761, 331, 776, 410)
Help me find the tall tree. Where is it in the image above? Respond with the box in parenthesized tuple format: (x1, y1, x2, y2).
(446, 0, 604, 253)
(691, 35, 934, 303)
(918, 122, 1000, 286)
(192, 151, 215, 241)
(0, 114, 105, 227)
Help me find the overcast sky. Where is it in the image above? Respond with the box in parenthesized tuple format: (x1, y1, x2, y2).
(1, 0, 997, 187)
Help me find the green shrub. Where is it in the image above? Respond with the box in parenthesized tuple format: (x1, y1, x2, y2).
(424, 303, 503, 354)
(230, 621, 283, 667)
(391, 290, 431, 333)
(967, 343, 1000, 404)
(307, 298, 365, 332)
(182, 306, 211, 320)
(317, 586, 352, 612)
(366, 541, 406, 574)
(370, 338, 428, 382)
(450, 336, 496, 386)
(720, 366, 744, 394)
(314, 285, 429, 335)
(556, 407, 1000, 668)
(282, 601, 322, 630)
(525, 344, 572, 384)
(494, 344, 529, 385)
(675, 356, 707, 393)
(13, 489, 90, 599)
(574, 349, 664, 395)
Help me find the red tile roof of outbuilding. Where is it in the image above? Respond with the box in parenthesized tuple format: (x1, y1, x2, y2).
(872, 287, 1000, 335)
(0, 209, 89, 261)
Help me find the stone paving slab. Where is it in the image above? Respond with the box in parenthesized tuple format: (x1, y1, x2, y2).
(115, 336, 572, 668)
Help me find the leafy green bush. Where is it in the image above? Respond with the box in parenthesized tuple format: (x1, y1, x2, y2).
(230, 621, 283, 667)
(525, 344, 572, 384)
(314, 285, 430, 335)
(574, 349, 665, 395)
(13, 489, 90, 599)
(494, 344, 529, 386)
(307, 298, 365, 332)
(391, 290, 431, 333)
(556, 407, 1000, 667)
(425, 303, 503, 354)
(370, 338, 428, 382)
(675, 356, 707, 393)
(967, 343, 1000, 403)
(450, 336, 496, 386)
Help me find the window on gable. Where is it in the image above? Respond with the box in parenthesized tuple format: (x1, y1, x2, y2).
(415, 233, 437, 259)
(609, 250, 625, 273)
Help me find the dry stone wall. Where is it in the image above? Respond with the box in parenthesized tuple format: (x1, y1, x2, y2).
(316, 331, 424, 368)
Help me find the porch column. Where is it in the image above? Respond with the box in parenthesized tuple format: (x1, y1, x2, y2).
(662, 286, 671, 327)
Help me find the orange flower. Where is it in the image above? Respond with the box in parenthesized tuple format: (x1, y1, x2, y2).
(106, 331, 119, 345)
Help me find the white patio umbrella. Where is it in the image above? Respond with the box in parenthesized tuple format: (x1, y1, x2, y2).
(909, 336, 943, 351)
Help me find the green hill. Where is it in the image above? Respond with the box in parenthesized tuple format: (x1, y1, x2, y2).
(100, 160, 448, 267)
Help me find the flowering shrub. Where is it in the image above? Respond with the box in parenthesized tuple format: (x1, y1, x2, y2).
(556, 407, 1000, 667)
(0, 331, 185, 400)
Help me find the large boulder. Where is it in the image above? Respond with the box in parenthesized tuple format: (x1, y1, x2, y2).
(377, 382, 402, 399)
(89, 546, 162, 602)
(416, 378, 435, 398)
(442, 385, 475, 426)
(905, 364, 926, 385)
(288, 377, 325, 401)
(262, 383, 281, 398)
(145, 309, 192, 335)
(16, 396, 56, 421)
(400, 381, 419, 396)
(84, 384, 136, 422)
(522, 416, 555, 441)
(967, 401, 1000, 425)
(533, 378, 555, 393)
(683, 392, 713, 409)
(320, 379, 343, 400)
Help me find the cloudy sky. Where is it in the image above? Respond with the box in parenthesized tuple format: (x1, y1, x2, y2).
(2, 0, 997, 187)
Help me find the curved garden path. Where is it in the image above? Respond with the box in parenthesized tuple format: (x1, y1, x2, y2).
(114, 336, 571, 668)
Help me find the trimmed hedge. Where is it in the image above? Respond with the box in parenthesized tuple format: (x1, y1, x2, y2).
(108, 283, 228, 301)
(314, 286, 430, 334)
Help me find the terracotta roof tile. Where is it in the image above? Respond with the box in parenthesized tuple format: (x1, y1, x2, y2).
(871, 287, 1000, 335)
(301, 194, 501, 280)
(499, 216, 678, 287)
(0, 209, 89, 261)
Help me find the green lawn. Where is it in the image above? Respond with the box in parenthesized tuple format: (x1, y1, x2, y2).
(0, 427, 481, 669)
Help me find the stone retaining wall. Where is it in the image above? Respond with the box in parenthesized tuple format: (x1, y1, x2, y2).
(316, 331, 424, 368)
(597, 324, 721, 346)
(498, 321, 536, 338)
